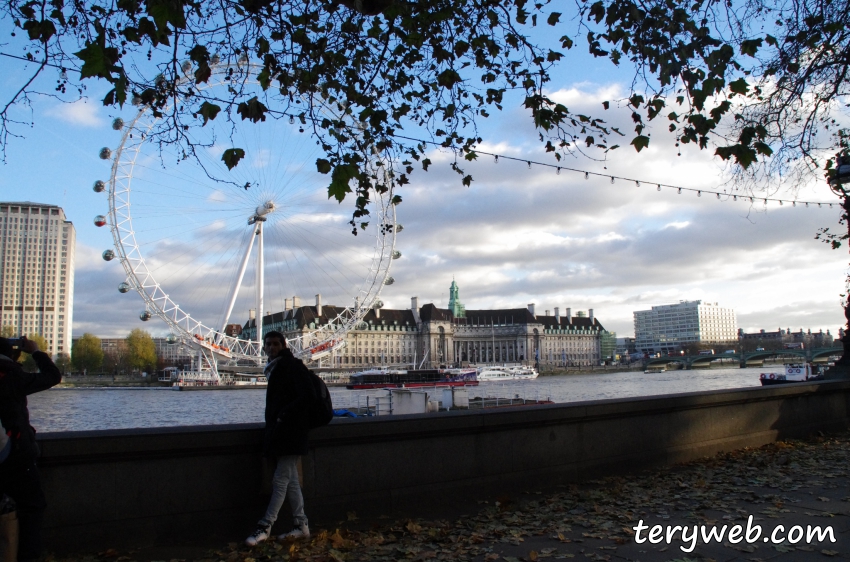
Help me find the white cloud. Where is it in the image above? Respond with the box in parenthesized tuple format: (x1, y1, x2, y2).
(45, 100, 104, 127)
(6, 78, 841, 342)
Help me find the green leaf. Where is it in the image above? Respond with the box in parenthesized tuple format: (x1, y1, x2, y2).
(221, 148, 245, 170)
(316, 158, 332, 174)
(237, 97, 268, 122)
(328, 164, 358, 202)
(630, 135, 650, 152)
(198, 102, 220, 125)
(740, 38, 763, 57)
(74, 42, 118, 80)
(436, 69, 462, 88)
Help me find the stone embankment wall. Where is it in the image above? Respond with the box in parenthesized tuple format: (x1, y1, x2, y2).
(37, 381, 850, 552)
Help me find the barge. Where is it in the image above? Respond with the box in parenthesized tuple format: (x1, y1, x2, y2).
(346, 367, 478, 390)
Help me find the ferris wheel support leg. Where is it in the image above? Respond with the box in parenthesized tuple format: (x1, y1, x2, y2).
(221, 227, 258, 334)
(256, 221, 265, 350)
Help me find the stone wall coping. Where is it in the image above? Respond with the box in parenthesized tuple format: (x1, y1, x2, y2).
(36, 380, 850, 466)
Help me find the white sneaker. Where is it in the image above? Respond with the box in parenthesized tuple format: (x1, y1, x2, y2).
(245, 525, 271, 546)
(278, 524, 310, 541)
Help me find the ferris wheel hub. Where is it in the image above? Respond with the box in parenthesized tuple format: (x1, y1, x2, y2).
(249, 200, 275, 224)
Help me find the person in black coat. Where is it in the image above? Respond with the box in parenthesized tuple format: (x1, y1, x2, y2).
(245, 331, 316, 547)
(0, 336, 62, 562)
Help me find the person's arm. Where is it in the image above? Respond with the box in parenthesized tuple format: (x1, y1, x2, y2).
(275, 363, 316, 421)
(18, 338, 62, 395)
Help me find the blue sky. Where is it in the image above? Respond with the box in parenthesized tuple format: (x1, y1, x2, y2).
(0, 17, 846, 341)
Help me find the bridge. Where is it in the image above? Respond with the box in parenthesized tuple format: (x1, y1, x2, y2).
(644, 347, 843, 369)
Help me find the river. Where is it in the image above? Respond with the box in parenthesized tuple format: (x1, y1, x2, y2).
(27, 366, 769, 433)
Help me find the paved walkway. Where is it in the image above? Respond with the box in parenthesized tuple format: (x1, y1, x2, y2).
(53, 431, 850, 562)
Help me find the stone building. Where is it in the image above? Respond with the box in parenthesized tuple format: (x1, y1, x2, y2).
(738, 327, 834, 349)
(240, 282, 613, 368)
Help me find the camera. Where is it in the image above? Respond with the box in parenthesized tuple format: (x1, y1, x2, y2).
(3, 338, 24, 350)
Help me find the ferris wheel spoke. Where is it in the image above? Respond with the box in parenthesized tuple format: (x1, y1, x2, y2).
(104, 63, 396, 371)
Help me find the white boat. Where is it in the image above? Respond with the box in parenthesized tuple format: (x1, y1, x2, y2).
(477, 365, 539, 381)
(759, 363, 822, 385)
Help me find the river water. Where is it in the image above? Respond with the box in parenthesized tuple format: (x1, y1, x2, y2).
(28, 366, 768, 433)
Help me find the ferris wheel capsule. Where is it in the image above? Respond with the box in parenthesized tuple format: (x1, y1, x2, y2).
(383, 276, 395, 285)
(166, 333, 179, 344)
(395, 224, 404, 232)
(102, 249, 115, 261)
(94, 215, 107, 227)
(112, 118, 124, 131)
(93, 180, 106, 193)
(392, 250, 401, 259)
(118, 281, 130, 293)
(139, 310, 152, 321)
(99, 147, 112, 160)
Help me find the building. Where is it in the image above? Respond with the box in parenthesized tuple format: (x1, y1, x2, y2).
(634, 300, 737, 353)
(0, 202, 75, 356)
(241, 282, 614, 368)
(738, 327, 834, 349)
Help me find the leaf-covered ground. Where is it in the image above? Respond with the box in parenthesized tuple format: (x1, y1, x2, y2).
(54, 431, 850, 562)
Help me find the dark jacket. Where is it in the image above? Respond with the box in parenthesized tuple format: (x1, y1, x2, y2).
(0, 351, 62, 458)
(262, 348, 316, 457)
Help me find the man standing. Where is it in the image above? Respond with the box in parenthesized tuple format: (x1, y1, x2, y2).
(246, 331, 316, 546)
(0, 336, 62, 561)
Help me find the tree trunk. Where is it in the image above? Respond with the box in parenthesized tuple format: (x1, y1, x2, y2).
(827, 194, 850, 377)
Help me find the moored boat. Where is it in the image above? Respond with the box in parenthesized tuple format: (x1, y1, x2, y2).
(477, 365, 539, 381)
(759, 363, 822, 385)
(346, 367, 478, 389)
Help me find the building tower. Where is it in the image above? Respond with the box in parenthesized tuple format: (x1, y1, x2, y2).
(0, 202, 76, 357)
(447, 278, 466, 318)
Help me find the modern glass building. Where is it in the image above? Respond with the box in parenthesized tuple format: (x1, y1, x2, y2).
(634, 300, 737, 353)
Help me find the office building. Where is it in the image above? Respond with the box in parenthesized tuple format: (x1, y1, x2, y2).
(0, 202, 75, 356)
(634, 300, 737, 353)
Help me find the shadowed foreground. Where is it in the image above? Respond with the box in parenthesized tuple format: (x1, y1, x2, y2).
(46, 429, 849, 562)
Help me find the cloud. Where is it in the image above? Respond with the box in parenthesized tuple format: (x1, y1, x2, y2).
(49, 80, 846, 344)
(45, 100, 104, 127)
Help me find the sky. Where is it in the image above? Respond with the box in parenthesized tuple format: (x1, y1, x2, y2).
(0, 19, 846, 341)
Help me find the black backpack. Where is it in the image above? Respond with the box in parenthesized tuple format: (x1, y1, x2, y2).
(307, 370, 334, 428)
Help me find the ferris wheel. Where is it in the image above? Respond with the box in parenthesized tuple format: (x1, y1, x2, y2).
(93, 62, 398, 376)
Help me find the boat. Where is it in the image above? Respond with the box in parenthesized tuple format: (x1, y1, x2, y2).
(172, 374, 268, 391)
(477, 365, 539, 381)
(644, 366, 666, 373)
(346, 367, 478, 390)
(759, 363, 822, 385)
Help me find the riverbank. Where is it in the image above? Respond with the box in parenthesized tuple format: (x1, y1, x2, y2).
(56, 381, 168, 388)
(539, 364, 643, 376)
(48, 427, 850, 562)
